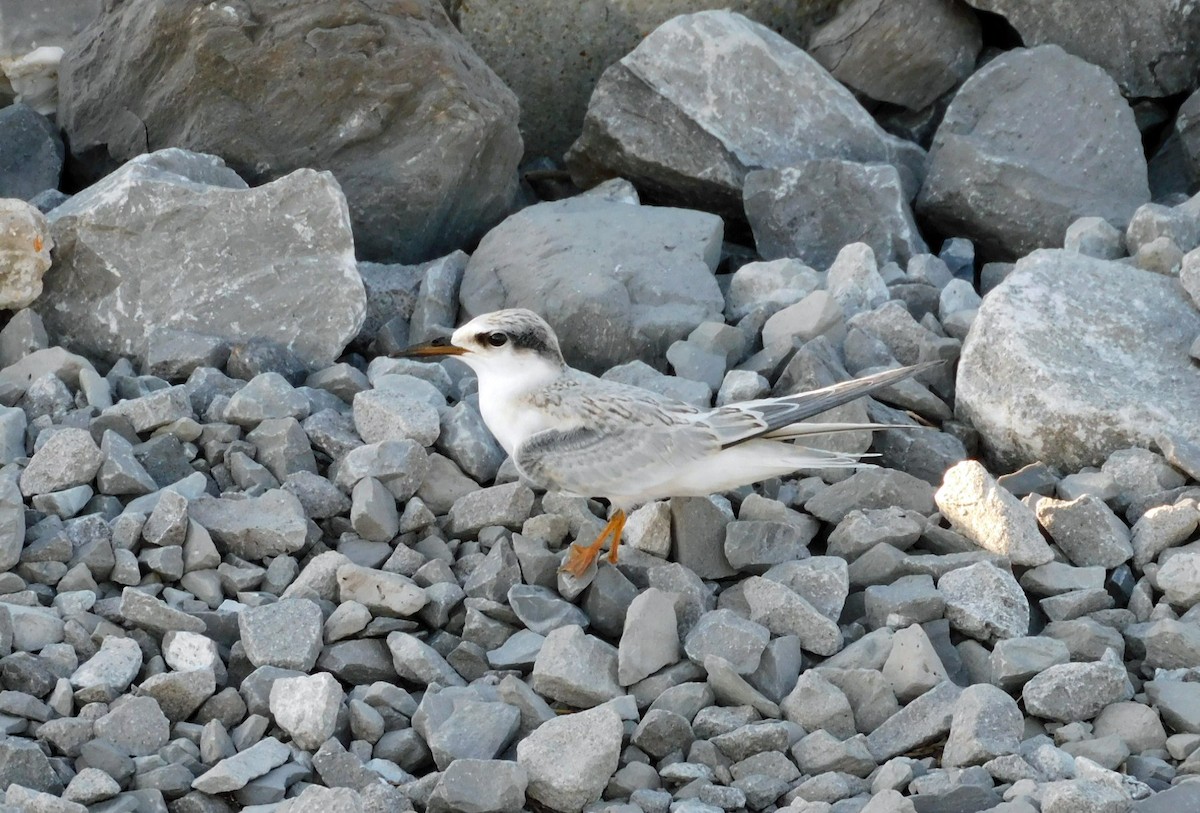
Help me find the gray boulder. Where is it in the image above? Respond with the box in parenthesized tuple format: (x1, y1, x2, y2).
(745, 161, 927, 270)
(40, 149, 365, 367)
(0, 103, 64, 200)
(808, 0, 981, 110)
(459, 1, 839, 161)
(963, 0, 1200, 98)
(460, 196, 723, 372)
(917, 45, 1149, 260)
(566, 10, 923, 221)
(57, 0, 521, 263)
(957, 250, 1200, 469)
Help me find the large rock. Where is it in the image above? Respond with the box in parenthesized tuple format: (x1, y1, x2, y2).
(38, 149, 364, 367)
(0, 198, 52, 309)
(458, 1, 841, 161)
(460, 197, 724, 373)
(57, 0, 521, 263)
(957, 250, 1200, 470)
(744, 161, 927, 270)
(566, 10, 924, 222)
(963, 0, 1200, 98)
(0, 103, 64, 200)
(807, 0, 981, 110)
(916, 45, 1148, 260)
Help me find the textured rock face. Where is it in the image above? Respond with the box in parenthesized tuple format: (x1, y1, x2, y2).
(460, 197, 724, 373)
(744, 161, 927, 270)
(956, 250, 1200, 470)
(566, 10, 924, 221)
(917, 45, 1149, 261)
(56, 0, 522, 263)
(0, 198, 52, 309)
(808, 0, 981, 110)
(38, 149, 365, 368)
(963, 0, 1200, 98)
(458, 0, 841, 161)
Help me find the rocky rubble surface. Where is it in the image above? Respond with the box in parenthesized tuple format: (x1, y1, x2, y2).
(0, 2, 1199, 813)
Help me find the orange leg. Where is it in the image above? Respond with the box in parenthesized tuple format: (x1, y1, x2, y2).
(561, 509, 627, 578)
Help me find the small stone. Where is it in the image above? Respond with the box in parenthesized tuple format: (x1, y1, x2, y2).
(19, 428, 102, 496)
(881, 623, 948, 703)
(724, 519, 816, 573)
(337, 563, 427, 617)
(618, 588, 680, 686)
(188, 489, 308, 559)
(943, 683, 1023, 767)
(69, 636, 141, 701)
(353, 388, 440, 446)
(119, 587, 206, 635)
(239, 598, 323, 670)
(191, 736, 291, 793)
(269, 672, 344, 751)
(427, 758, 528, 813)
(517, 704, 622, 813)
(1035, 494, 1133, 568)
(530, 625, 621, 708)
(684, 609, 770, 674)
(631, 708, 695, 759)
(1023, 649, 1133, 723)
(938, 561, 1029, 642)
(63, 767, 121, 805)
(990, 636, 1071, 691)
(1065, 216, 1125, 259)
(386, 631, 466, 687)
(93, 695, 170, 756)
(1157, 550, 1200, 607)
(743, 576, 842, 656)
(781, 671, 856, 739)
(935, 460, 1054, 566)
(449, 482, 535, 537)
(224, 373, 309, 426)
(805, 468, 936, 524)
(350, 476, 399, 542)
(507, 584, 589, 634)
(866, 680, 963, 762)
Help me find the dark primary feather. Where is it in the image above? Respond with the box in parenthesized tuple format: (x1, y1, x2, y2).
(715, 361, 941, 448)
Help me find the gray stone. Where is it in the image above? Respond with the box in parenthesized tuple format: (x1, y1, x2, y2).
(725, 258, 821, 321)
(1035, 494, 1133, 567)
(746, 163, 926, 270)
(239, 599, 323, 670)
(743, 576, 842, 656)
(335, 439, 428, 503)
(460, 197, 723, 373)
(465, 538, 523, 603)
(864, 574, 944, 629)
(386, 631, 466, 687)
(530, 625, 622, 708)
(938, 561, 1029, 642)
(684, 609, 770, 674)
(567, 10, 923, 223)
(917, 46, 1148, 260)
(119, 587, 206, 635)
(188, 489, 308, 559)
(1040, 779, 1132, 813)
(409, 251, 469, 345)
(0, 103, 64, 200)
(963, 0, 1200, 98)
(139, 668, 216, 723)
(507, 584, 589, 635)
(93, 695, 169, 756)
(990, 636, 1070, 691)
(59, 1, 520, 264)
(809, 0, 980, 110)
(0, 736, 61, 794)
(724, 519, 816, 573)
(449, 482, 535, 536)
(867, 680, 963, 762)
(337, 563, 427, 617)
(350, 477, 399, 543)
(245, 417, 316, 481)
(352, 388, 440, 447)
(437, 401, 505, 483)
(1065, 216, 1126, 260)
(19, 427, 102, 496)
(828, 507, 924, 560)
(269, 672, 344, 751)
(41, 150, 364, 365)
(1023, 649, 1133, 723)
(935, 460, 1054, 566)
(106, 384, 193, 432)
(882, 623, 948, 703)
(191, 736, 290, 793)
(672, 496, 737, 579)
(69, 635, 141, 699)
(781, 670, 856, 739)
(428, 758, 527, 813)
(225, 373, 310, 426)
(517, 704, 622, 813)
(282, 470, 351, 519)
(1155, 552, 1200, 608)
(603, 361, 713, 408)
(618, 587, 680, 686)
(943, 683, 1023, 767)
(0, 475, 24, 571)
(805, 468, 936, 523)
(958, 251, 1200, 469)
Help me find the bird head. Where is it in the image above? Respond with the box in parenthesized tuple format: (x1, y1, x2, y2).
(398, 308, 567, 381)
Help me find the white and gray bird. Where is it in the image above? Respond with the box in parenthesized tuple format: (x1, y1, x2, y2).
(402, 308, 933, 577)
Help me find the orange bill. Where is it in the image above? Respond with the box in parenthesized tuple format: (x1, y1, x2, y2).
(397, 338, 466, 357)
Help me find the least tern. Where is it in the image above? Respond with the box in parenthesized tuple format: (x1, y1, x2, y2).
(402, 308, 934, 577)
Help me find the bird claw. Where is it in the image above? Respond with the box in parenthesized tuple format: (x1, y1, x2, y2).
(561, 543, 600, 578)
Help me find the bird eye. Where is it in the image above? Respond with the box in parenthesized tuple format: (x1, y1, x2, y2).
(485, 332, 508, 347)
